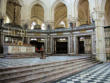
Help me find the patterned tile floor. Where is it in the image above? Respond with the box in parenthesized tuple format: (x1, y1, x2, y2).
(55, 63, 110, 83)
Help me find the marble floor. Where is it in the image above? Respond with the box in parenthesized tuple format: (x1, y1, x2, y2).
(0, 56, 89, 68)
(55, 63, 110, 83)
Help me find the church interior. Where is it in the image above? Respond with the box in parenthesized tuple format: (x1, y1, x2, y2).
(0, 0, 110, 83)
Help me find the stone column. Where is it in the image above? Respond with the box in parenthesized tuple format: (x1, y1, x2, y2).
(74, 36, 76, 55)
(20, 6, 31, 45)
(26, 37, 30, 45)
(0, 0, 7, 19)
(74, 36, 78, 55)
(92, 30, 96, 55)
(20, 5, 31, 29)
(68, 33, 74, 55)
(68, 17, 77, 55)
(94, 11, 106, 62)
(45, 35, 52, 55)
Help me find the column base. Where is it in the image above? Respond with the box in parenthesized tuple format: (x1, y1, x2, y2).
(46, 53, 52, 56)
(96, 53, 106, 62)
(68, 53, 74, 56)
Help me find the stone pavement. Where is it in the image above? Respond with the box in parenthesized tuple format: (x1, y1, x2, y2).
(55, 63, 110, 83)
(0, 56, 89, 68)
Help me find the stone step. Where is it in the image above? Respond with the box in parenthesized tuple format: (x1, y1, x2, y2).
(0, 60, 98, 83)
(23, 61, 98, 83)
(4, 53, 41, 59)
(0, 59, 92, 80)
(40, 62, 98, 83)
(0, 57, 91, 74)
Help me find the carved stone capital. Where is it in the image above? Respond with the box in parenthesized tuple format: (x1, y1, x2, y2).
(93, 11, 105, 20)
(44, 20, 54, 29)
(68, 17, 77, 28)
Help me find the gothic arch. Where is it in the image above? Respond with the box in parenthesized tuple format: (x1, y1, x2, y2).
(31, 3, 44, 21)
(77, 0, 91, 26)
(51, 0, 69, 21)
(53, 2, 68, 28)
(31, 3, 44, 29)
(29, 0, 47, 18)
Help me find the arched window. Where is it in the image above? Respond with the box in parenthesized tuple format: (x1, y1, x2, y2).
(59, 21, 65, 27)
(31, 4, 44, 29)
(41, 23, 46, 30)
(4, 16, 10, 24)
(31, 21, 36, 30)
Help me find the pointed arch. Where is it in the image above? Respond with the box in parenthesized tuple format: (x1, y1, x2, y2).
(29, 0, 47, 18)
(30, 2, 45, 30)
(53, 2, 68, 28)
(51, 0, 69, 21)
(77, 0, 91, 26)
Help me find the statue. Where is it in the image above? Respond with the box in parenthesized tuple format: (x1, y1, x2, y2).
(91, 18, 95, 26)
(23, 23, 28, 29)
(70, 22, 73, 29)
(47, 24, 51, 30)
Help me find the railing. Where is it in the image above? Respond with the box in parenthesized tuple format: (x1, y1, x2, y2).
(2, 24, 95, 37)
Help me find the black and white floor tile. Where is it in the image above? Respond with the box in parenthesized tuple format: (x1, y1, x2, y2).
(55, 63, 110, 83)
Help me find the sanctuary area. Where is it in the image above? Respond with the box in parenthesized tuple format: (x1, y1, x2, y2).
(0, 0, 110, 83)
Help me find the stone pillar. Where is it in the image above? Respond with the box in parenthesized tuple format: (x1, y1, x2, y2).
(92, 30, 96, 55)
(74, 36, 76, 55)
(68, 33, 74, 55)
(0, 0, 7, 19)
(45, 35, 52, 55)
(68, 17, 77, 55)
(27, 37, 30, 45)
(44, 20, 54, 55)
(74, 36, 78, 55)
(21, 5, 31, 29)
(94, 11, 106, 62)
